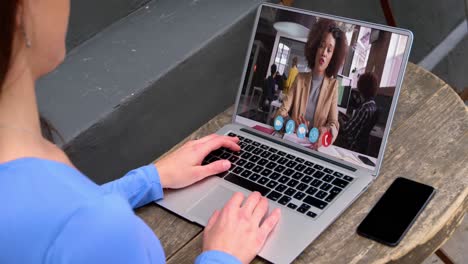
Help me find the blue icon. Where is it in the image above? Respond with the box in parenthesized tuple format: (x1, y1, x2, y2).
(285, 120, 295, 134)
(274, 116, 284, 131)
(297, 124, 307, 138)
(309, 127, 319, 143)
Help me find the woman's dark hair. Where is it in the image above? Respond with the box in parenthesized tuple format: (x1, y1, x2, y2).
(0, 0, 19, 90)
(305, 18, 348, 78)
(270, 64, 277, 76)
(0, 0, 62, 144)
(357, 72, 379, 99)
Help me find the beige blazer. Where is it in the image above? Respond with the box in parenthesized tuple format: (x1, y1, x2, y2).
(276, 72, 340, 142)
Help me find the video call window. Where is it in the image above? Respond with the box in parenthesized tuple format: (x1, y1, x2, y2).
(236, 7, 408, 170)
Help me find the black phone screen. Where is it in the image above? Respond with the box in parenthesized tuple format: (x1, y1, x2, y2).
(357, 177, 435, 246)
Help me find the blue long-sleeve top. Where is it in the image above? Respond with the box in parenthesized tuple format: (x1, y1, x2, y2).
(0, 158, 240, 264)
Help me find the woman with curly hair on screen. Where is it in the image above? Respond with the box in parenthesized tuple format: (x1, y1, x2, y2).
(276, 18, 348, 148)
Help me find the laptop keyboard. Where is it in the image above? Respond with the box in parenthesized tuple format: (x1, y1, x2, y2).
(202, 132, 355, 219)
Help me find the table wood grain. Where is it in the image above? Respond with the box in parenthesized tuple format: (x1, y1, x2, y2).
(137, 63, 468, 263)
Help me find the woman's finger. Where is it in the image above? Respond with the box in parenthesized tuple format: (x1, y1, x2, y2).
(258, 208, 281, 242)
(316, 136, 322, 148)
(194, 134, 219, 144)
(301, 115, 308, 125)
(224, 192, 245, 213)
(241, 192, 261, 216)
(193, 160, 231, 181)
(200, 136, 240, 156)
(206, 209, 220, 231)
(251, 197, 269, 224)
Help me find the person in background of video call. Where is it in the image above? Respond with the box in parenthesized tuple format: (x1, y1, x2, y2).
(337, 72, 379, 152)
(284, 56, 299, 94)
(276, 19, 348, 148)
(261, 64, 283, 111)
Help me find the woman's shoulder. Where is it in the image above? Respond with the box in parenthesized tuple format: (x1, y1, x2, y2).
(0, 156, 71, 170)
(0, 134, 73, 166)
(46, 194, 163, 263)
(296, 71, 312, 80)
(0, 157, 87, 182)
(294, 72, 312, 87)
(326, 75, 338, 82)
(325, 75, 339, 89)
(0, 158, 147, 263)
(0, 157, 102, 204)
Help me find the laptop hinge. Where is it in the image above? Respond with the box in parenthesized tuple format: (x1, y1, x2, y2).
(240, 128, 357, 172)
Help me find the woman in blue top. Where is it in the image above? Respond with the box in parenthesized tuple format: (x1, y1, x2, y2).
(0, 0, 281, 263)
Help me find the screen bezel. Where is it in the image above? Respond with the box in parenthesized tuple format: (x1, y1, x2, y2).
(231, 3, 414, 177)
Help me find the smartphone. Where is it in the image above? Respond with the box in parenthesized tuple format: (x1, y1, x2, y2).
(357, 155, 376, 167)
(357, 177, 435, 246)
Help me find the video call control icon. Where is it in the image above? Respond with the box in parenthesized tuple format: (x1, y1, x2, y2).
(309, 127, 319, 143)
(285, 120, 295, 134)
(322, 131, 332, 147)
(274, 116, 284, 131)
(297, 124, 307, 139)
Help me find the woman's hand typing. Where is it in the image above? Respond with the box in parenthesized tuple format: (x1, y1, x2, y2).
(155, 134, 240, 189)
(202, 192, 281, 264)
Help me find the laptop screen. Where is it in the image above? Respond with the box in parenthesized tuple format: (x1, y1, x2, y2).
(234, 5, 411, 172)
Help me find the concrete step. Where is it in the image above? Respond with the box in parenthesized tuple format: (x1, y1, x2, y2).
(67, 0, 152, 49)
(432, 34, 467, 93)
(37, 0, 264, 184)
(293, 0, 466, 63)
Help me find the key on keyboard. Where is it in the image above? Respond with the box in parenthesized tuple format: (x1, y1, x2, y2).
(224, 173, 269, 196)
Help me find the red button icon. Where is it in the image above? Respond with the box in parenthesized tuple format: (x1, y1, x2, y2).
(322, 131, 332, 147)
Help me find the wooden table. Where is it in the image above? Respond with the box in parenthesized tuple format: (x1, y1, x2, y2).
(136, 63, 468, 263)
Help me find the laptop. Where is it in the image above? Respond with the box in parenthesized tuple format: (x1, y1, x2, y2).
(158, 3, 413, 263)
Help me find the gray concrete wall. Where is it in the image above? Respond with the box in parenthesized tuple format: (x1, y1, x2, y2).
(38, 0, 263, 183)
(67, 0, 151, 49)
(293, 0, 466, 63)
(433, 36, 467, 93)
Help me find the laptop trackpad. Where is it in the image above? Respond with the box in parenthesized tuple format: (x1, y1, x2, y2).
(187, 185, 235, 226)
